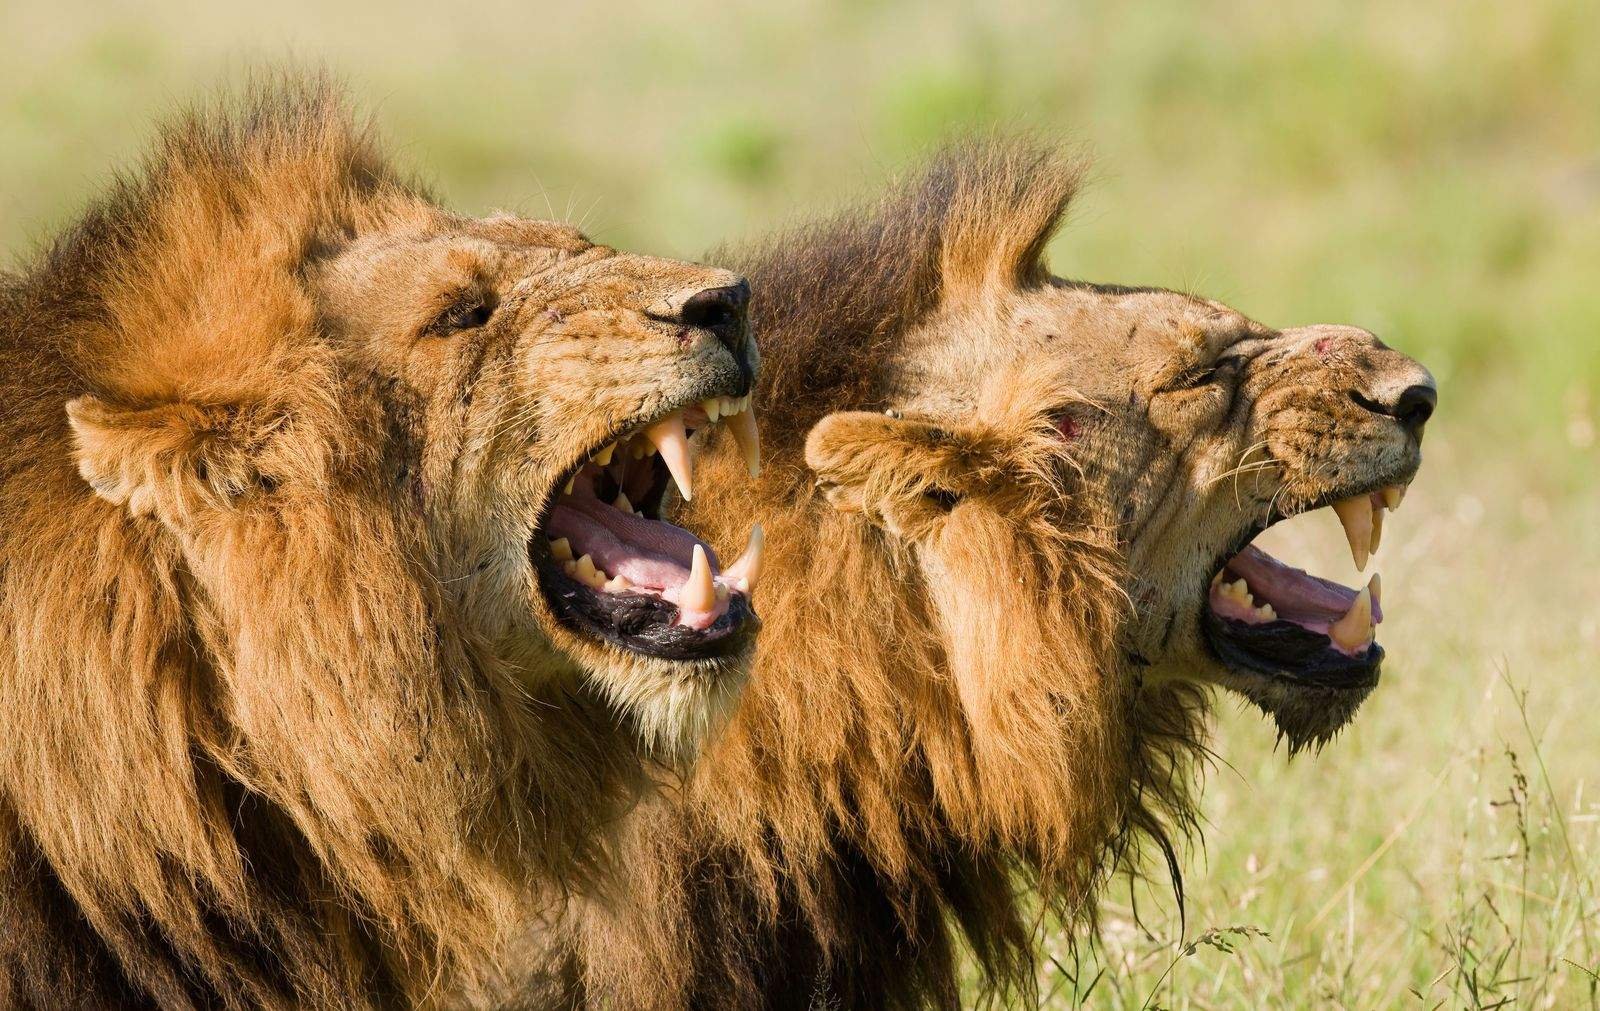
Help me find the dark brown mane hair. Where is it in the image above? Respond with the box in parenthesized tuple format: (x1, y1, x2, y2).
(547, 141, 1207, 1010)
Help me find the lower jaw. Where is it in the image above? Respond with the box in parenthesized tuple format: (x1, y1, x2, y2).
(1202, 611, 1383, 691)
(538, 563, 759, 662)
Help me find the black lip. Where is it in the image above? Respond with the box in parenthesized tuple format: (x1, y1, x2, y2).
(1203, 610, 1381, 690)
(535, 557, 759, 661)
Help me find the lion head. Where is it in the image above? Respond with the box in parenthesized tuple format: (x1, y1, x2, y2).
(551, 141, 1436, 1008)
(788, 145, 1434, 752)
(0, 81, 759, 1006)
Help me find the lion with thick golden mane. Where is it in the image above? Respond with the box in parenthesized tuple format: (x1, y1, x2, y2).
(542, 142, 1436, 1007)
(0, 80, 762, 1008)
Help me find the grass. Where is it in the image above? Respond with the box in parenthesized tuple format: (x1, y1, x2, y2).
(2, 1, 1595, 1006)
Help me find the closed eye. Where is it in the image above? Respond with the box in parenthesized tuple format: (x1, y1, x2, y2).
(429, 294, 498, 335)
(1166, 356, 1241, 392)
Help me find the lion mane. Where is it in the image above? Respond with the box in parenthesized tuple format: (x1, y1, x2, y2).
(0, 81, 644, 1009)
(543, 144, 1209, 1008)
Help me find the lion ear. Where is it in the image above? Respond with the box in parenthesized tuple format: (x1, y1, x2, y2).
(66, 395, 270, 526)
(805, 410, 997, 540)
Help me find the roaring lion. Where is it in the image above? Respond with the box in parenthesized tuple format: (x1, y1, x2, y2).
(542, 142, 1436, 1007)
(0, 81, 764, 1008)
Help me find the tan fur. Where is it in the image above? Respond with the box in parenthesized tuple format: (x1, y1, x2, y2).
(540, 140, 1432, 1008)
(0, 77, 755, 1009)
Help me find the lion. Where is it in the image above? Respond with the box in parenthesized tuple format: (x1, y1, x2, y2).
(539, 142, 1437, 1008)
(0, 79, 765, 1009)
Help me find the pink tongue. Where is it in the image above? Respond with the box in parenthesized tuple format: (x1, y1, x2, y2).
(1227, 545, 1384, 625)
(545, 498, 731, 630)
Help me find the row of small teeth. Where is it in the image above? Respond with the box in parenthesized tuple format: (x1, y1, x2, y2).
(1214, 577, 1278, 623)
(562, 395, 761, 500)
(1212, 570, 1382, 654)
(548, 523, 765, 609)
(1330, 483, 1408, 572)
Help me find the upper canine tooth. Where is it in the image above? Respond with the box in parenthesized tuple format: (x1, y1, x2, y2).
(722, 523, 764, 595)
(645, 410, 694, 501)
(1328, 585, 1374, 653)
(562, 474, 576, 496)
(1369, 505, 1386, 555)
(725, 401, 762, 479)
(1331, 495, 1373, 572)
(592, 443, 616, 467)
(681, 544, 716, 612)
(702, 398, 722, 423)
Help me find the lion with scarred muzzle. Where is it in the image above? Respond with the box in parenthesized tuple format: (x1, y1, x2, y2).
(540, 142, 1437, 1008)
(0, 80, 763, 1009)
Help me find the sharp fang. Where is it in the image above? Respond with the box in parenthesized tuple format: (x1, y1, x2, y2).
(1328, 586, 1374, 654)
(702, 398, 721, 423)
(722, 523, 764, 595)
(725, 401, 761, 478)
(1367, 573, 1382, 615)
(646, 412, 693, 501)
(613, 491, 633, 513)
(1331, 495, 1373, 572)
(1382, 484, 1406, 510)
(1370, 505, 1386, 554)
(549, 537, 573, 562)
(562, 474, 576, 495)
(682, 544, 716, 612)
(593, 443, 615, 467)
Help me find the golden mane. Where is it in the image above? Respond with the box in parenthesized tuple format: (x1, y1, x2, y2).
(0, 78, 641, 1008)
(547, 143, 1209, 1008)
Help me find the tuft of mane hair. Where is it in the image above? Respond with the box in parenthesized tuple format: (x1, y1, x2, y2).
(541, 141, 1208, 1009)
(0, 76, 634, 1009)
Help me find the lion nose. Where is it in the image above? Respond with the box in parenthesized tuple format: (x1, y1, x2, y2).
(1353, 369, 1437, 439)
(676, 281, 750, 351)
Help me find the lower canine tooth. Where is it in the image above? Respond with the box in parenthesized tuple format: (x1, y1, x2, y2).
(1328, 586, 1374, 653)
(1331, 495, 1374, 572)
(722, 523, 764, 595)
(613, 491, 633, 513)
(681, 544, 716, 612)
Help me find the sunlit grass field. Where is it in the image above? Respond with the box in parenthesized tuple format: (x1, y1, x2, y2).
(3, 1, 1595, 1006)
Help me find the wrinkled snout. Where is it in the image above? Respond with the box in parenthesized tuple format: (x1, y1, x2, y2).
(1288, 324, 1438, 441)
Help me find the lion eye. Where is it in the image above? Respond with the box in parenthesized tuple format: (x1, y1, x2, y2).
(434, 298, 496, 334)
(1168, 357, 1240, 392)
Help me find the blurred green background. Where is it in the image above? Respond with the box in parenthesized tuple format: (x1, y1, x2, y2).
(3, 1, 1595, 1006)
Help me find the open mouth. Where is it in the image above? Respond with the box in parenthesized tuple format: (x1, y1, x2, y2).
(532, 396, 763, 661)
(1203, 482, 1410, 688)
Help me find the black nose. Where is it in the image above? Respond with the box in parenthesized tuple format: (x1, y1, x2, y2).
(1392, 383, 1437, 432)
(675, 280, 750, 355)
(1352, 381, 1437, 437)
